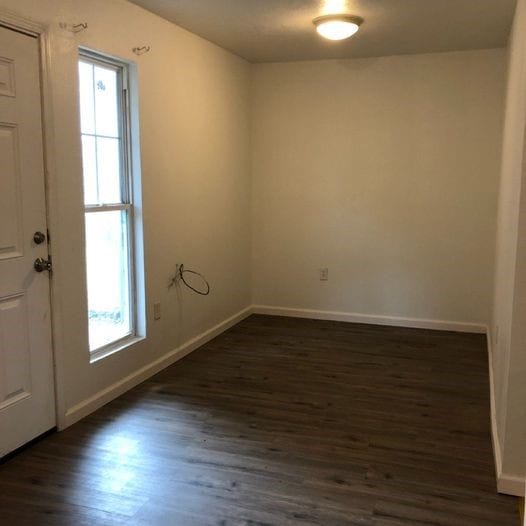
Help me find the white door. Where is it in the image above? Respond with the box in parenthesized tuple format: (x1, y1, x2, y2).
(0, 24, 55, 456)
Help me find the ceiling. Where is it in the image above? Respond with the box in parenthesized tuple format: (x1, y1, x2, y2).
(128, 0, 517, 63)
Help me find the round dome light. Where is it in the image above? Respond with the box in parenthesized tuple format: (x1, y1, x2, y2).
(313, 14, 364, 41)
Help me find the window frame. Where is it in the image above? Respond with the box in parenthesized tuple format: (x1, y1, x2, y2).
(79, 49, 139, 359)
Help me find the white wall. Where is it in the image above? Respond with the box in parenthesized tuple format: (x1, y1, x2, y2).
(252, 50, 505, 326)
(491, 0, 526, 495)
(0, 0, 252, 423)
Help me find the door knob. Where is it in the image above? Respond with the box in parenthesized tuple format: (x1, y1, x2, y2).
(34, 257, 52, 273)
(33, 231, 46, 244)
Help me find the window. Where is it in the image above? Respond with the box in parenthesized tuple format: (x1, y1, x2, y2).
(78, 51, 142, 355)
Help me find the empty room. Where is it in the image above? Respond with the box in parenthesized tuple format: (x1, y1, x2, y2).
(1, 0, 526, 524)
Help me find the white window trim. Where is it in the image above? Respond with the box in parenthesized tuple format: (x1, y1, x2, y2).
(79, 48, 146, 362)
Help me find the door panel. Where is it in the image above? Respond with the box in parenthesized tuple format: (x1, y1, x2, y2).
(0, 24, 55, 456)
(0, 123, 23, 258)
(0, 293, 31, 410)
(0, 56, 15, 97)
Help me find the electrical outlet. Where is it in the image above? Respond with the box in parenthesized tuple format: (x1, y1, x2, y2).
(154, 302, 161, 320)
(320, 267, 329, 281)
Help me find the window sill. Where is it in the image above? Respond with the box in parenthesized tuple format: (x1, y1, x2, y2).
(89, 335, 145, 364)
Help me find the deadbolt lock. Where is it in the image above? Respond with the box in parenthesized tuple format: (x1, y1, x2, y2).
(33, 231, 46, 245)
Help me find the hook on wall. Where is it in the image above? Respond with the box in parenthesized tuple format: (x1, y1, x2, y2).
(59, 22, 88, 33)
(133, 46, 151, 56)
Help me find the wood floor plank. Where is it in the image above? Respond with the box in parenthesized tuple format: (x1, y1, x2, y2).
(0, 315, 519, 525)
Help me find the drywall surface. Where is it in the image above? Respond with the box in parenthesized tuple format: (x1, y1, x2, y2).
(0, 0, 251, 418)
(252, 50, 505, 325)
(492, 0, 526, 486)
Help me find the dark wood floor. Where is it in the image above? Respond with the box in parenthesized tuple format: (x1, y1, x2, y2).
(0, 315, 519, 525)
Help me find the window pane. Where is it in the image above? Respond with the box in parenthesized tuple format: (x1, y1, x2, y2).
(97, 137, 122, 203)
(94, 65, 119, 138)
(81, 135, 98, 205)
(85, 210, 131, 351)
(78, 61, 95, 134)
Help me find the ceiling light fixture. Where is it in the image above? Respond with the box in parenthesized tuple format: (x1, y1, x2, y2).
(313, 14, 363, 41)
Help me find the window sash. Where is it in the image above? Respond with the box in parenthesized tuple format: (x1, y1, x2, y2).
(80, 54, 131, 207)
(84, 208, 135, 354)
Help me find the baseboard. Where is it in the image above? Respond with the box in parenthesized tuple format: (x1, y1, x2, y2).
(487, 331, 526, 497)
(497, 475, 525, 497)
(487, 331, 504, 488)
(252, 305, 487, 334)
(63, 306, 253, 428)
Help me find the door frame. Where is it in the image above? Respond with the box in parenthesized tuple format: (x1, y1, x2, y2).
(0, 9, 66, 430)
